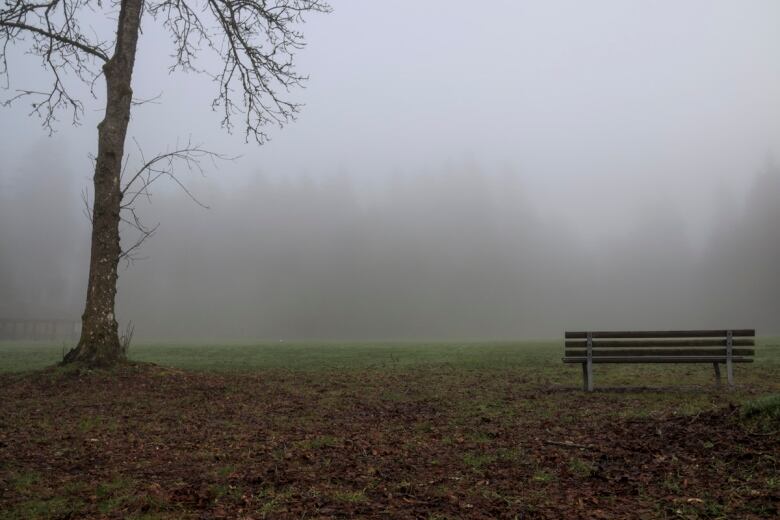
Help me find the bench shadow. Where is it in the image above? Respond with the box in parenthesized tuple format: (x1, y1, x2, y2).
(546, 385, 728, 394)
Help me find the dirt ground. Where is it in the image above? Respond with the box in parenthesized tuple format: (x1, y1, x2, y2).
(1, 364, 778, 519)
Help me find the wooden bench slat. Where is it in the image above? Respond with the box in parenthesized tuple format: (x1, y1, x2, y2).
(565, 339, 754, 348)
(564, 329, 755, 390)
(565, 348, 754, 357)
(563, 356, 754, 363)
(565, 329, 755, 339)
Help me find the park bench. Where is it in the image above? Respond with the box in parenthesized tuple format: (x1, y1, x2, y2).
(563, 329, 755, 391)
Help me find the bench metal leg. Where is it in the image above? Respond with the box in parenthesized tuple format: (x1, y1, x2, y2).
(581, 362, 588, 391)
(726, 330, 734, 388)
(713, 363, 721, 386)
(585, 332, 594, 392)
(586, 359, 593, 392)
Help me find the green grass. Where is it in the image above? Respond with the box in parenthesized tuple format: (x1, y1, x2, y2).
(1, 340, 779, 405)
(0, 340, 567, 372)
(740, 392, 780, 433)
(329, 489, 368, 503)
(2, 338, 777, 374)
(462, 452, 497, 470)
(0, 496, 83, 520)
(741, 392, 780, 419)
(568, 457, 596, 478)
(8, 471, 40, 491)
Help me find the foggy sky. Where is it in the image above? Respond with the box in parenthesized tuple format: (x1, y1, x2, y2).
(1, 1, 779, 339)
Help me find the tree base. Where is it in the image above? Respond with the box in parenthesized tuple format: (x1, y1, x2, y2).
(61, 342, 126, 368)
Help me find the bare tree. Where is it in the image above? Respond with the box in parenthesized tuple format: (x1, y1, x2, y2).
(1, 0, 330, 367)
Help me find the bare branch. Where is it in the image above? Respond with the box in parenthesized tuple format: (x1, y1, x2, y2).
(80, 184, 92, 223)
(119, 206, 160, 264)
(1, 0, 112, 130)
(117, 137, 235, 260)
(4, 0, 329, 136)
(0, 21, 109, 61)
(3, 0, 328, 261)
(121, 137, 234, 205)
(147, 0, 331, 143)
(131, 91, 163, 106)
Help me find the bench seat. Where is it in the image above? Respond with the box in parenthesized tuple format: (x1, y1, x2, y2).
(563, 356, 753, 363)
(564, 329, 755, 391)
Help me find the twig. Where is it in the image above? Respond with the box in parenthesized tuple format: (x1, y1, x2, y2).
(543, 440, 596, 450)
(746, 429, 779, 437)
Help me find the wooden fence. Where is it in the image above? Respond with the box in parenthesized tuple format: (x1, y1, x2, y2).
(0, 319, 80, 341)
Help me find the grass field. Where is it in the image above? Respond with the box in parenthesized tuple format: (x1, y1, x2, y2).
(1, 339, 779, 519)
(2, 340, 576, 373)
(3, 337, 779, 373)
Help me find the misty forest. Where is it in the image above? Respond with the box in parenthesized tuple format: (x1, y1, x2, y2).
(1, 1, 779, 519)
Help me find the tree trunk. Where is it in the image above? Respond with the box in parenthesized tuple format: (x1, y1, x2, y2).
(63, 0, 144, 367)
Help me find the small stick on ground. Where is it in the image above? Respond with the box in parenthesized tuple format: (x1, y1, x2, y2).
(543, 440, 596, 450)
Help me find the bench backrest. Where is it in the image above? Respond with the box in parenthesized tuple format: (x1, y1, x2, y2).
(564, 329, 755, 361)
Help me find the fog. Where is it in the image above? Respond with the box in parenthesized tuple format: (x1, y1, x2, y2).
(1, 1, 779, 339)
